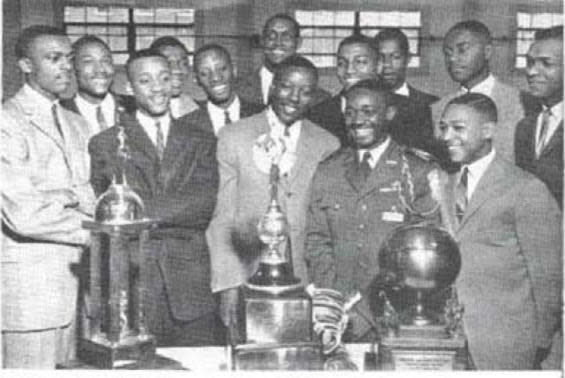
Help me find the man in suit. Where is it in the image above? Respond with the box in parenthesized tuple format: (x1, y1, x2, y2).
(207, 56, 340, 337)
(305, 79, 439, 341)
(61, 35, 134, 138)
(89, 49, 224, 346)
(436, 93, 561, 369)
(2, 25, 95, 368)
(374, 28, 439, 153)
(235, 13, 330, 107)
(431, 20, 525, 163)
(307, 34, 380, 145)
(186, 44, 263, 136)
(149, 36, 199, 118)
(515, 26, 563, 209)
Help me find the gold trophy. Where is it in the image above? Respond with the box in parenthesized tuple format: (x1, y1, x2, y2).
(79, 125, 157, 368)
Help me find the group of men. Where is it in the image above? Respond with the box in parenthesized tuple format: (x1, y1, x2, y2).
(1, 11, 562, 371)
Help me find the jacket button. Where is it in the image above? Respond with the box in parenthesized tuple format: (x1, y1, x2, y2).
(334, 203, 341, 210)
(359, 224, 365, 230)
(361, 204, 367, 211)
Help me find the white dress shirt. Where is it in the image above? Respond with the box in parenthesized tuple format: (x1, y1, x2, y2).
(266, 107, 302, 175)
(458, 73, 496, 97)
(462, 148, 496, 200)
(207, 96, 241, 135)
(536, 101, 563, 155)
(136, 110, 171, 148)
(75, 93, 116, 134)
(357, 136, 392, 169)
(394, 82, 410, 97)
(260, 66, 274, 104)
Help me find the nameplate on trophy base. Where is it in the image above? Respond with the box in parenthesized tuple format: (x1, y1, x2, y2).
(378, 333, 468, 370)
(243, 287, 312, 344)
(78, 336, 157, 369)
(233, 341, 322, 370)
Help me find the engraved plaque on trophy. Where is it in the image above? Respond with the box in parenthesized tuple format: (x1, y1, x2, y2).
(78, 126, 157, 369)
(373, 223, 470, 370)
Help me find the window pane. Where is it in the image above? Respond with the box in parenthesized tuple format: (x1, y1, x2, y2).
(408, 56, 420, 68)
(86, 26, 108, 35)
(134, 8, 155, 23)
(401, 12, 420, 26)
(136, 36, 155, 49)
(66, 25, 86, 36)
(306, 55, 334, 68)
(65, 6, 85, 22)
(178, 37, 194, 52)
(108, 8, 129, 23)
(532, 13, 553, 28)
(108, 36, 127, 51)
(517, 12, 531, 27)
(113, 53, 129, 65)
(516, 56, 526, 69)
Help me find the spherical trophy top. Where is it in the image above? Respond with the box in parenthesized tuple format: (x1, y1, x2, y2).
(94, 182, 145, 224)
(378, 223, 461, 293)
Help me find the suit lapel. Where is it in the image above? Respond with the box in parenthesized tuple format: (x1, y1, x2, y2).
(159, 118, 199, 191)
(360, 141, 399, 198)
(522, 114, 538, 161)
(539, 120, 563, 158)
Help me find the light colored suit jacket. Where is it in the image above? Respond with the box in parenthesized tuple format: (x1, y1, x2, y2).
(436, 155, 562, 369)
(431, 76, 524, 163)
(206, 110, 339, 292)
(2, 85, 94, 331)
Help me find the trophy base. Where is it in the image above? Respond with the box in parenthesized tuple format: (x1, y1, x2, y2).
(243, 286, 312, 344)
(247, 262, 300, 291)
(233, 341, 322, 370)
(78, 334, 156, 369)
(379, 325, 469, 370)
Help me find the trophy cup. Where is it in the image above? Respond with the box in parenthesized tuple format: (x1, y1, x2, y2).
(233, 163, 321, 370)
(373, 223, 469, 370)
(79, 125, 157, 368)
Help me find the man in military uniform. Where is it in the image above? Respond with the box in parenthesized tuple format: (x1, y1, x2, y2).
(305, 79, 439, 341)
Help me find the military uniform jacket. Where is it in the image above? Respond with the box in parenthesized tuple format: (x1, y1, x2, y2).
(305, 140, 439, 295)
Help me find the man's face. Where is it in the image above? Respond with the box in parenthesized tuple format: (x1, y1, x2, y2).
(20, 34, 73, 99)
(336, 42, 380, 91)
(344, 88, 391, 149)
(443, 29, 491, 87)
(262, 17, 300, 67)
(74, 41, 114, 101)
(195, 49, 235, 106)
(157, 45, 189, 97)
(129, 56, 172, 117)
(270, 66, 316, 125)
(438, 104, 492, 164)
(526, 37, 563, 105)
(378, 38, 408, 90)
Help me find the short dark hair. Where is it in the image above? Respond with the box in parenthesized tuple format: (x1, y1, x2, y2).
(15, 25, 66, 59)
(446, 20, 492, 44)
(125, 49, 168, 81)
(535, 25, 563, 41)
(373, 28, 409, 56)
(338, 34, 378, 57)
(273, 55, 318, 83)
(149, 36, 188, 54)
(446, 92, 498, 124)
(193, 43, 232, 71)
(345, 79, 391, 106)
(263, 13, 300, 38)
(72, 35, 110, 55)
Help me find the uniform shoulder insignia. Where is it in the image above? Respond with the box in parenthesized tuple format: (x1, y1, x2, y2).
(403, 147, 437, 162)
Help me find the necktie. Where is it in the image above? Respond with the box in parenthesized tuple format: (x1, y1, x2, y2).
(51, 104, 64, 140)
(224, 110, 232, 125)
(155, 121, 165, 160)
(455, 166, 468, 222)
(96, 105, 108, 131)
(359, 151, 372, 183)
(536, 108, 552, 157)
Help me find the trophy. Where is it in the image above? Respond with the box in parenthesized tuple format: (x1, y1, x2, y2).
(373, 223, 469, 370)
(79, 125, 157, 368)
(234, 163, 320, 369)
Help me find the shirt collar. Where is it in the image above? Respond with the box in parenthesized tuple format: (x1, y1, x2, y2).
(463, 148, 496, 198)
(544, 101, 563, 122)
(394, 82, 410, 97)
(207, 96, 241, 135)
(266, 106, 301, 133)
(136, 110, 171, 143)
(461, 73, 495, 96)
(23, 83, 58, 111)
(358, 136, 391, 168)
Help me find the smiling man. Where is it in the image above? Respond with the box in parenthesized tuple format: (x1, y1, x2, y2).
(89, 49, 224, 346)
(2, 25, 94, 368)
(431, 20, 525, 163)
(435, 92, 561, 369)
(235, 13, 330, 106)
(207, 56, 339, 338)
(305, 79, 439, 342)
(184, 44, 263, 136)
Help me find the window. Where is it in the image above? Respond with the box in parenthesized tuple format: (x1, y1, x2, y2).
(515, 12, 562, 68)
(64, 6, 195, 65)
(296, 10, 422, 68)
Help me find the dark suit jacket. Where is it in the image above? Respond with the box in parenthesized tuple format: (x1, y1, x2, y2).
(437, 156, 562, 369)
(389, 85, 438, 155)
(189, 97, 264, 135)
(306, 94, 348, 146)
(88, 112, 219, 323)
(234, 68, 331, 107)
(515, 113, 563, 208)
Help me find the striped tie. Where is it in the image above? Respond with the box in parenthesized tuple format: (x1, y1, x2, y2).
(96, 105, 108, 131)
(51, 104, 64, 140)
(155, 121, 165, 160)
(455, 167, 468, 222)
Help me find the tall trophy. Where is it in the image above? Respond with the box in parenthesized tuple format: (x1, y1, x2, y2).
(79, 125, 157, 368)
